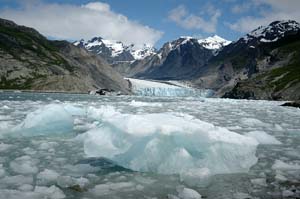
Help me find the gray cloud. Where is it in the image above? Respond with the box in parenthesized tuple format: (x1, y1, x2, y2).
(0, 1, 163, 47)
(168, 4, 221, 33)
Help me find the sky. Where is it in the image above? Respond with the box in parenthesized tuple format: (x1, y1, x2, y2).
(0, 0, 300, 48)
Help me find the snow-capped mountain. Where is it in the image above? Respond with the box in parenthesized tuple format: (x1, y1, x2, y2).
(243, 20, 300, 43)
(73, 37, 156, 63)
(131, 44, 157, 60)
(154, 35, 231, 61)
(198, 35, 232, 50)
(132, 36, 218, 80)
(202, 20, 300, 100)
(162, 35, 231, 51)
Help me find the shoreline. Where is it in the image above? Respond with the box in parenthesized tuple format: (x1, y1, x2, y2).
(0, 89, 89, 95)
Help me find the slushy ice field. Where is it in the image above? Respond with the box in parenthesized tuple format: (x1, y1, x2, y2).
(0, 92, 299, 199)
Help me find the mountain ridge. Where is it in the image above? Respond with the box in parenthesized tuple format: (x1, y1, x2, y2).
(194, 20, 300, 100)
(112, 35, 231, 79)
(0, 18, 131, 93)
(75, 35, 231, 62)
(1, 17, 299, 100)
(73, 37, 157, 64)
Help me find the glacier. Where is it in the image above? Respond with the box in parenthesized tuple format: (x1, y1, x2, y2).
(128, 78, 213, 97)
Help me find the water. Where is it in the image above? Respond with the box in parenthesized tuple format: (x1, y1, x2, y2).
(0, 92, 300, 199)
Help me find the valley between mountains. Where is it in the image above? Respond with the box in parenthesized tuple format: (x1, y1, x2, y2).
(1, 18, 299, 100)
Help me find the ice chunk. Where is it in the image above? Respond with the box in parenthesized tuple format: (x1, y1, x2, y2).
(129, 100, 162, 107)
(78, 127, 131, 158)
(0, 175, 33, 186)
(87, 105, 119, 121)
(177, 186, 202, 199)
(75, 177, 89, 187)
(282, 190, 295, 197)
(0, 189, 40, 199)
(22, 147, 37, 155)
(0, 143, 12, 152)
(0, 115, 11, 120)
(272, 160, 300, 170)
(250, 178, 267, 186)
(18, 184, 34, 191)
(57, 176, 76, 188)
(34, 186, 65, 199)
(1, 105, 10, 110)
(0, 121, 13, 135)
(275, 173, 288, 181)
(63, 104, 85, 116)
(135, 184, 144, 191)
(180, 168, 211, 186)
(0, 164, 5, 177)
(38, 142, 59, 150)
(246, 131, 281, 145)
(78, 106, 258, 182)
(11, 104, 74, 136)
(240, 118, 269, 127)
(37, 169, 59, 184)
(134, 176, 156, 185)
(91, 182, 136, 196)
(10, 156, 38, 174)
(233, 192, 252, 199)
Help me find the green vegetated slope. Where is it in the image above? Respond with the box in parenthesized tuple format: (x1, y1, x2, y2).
(223, 40, 300, 100)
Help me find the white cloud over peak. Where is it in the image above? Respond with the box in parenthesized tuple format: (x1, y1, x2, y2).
(168, 4, 221, 33)
(228, 0, 300, 33)
(83, 2, 110, 12)
(0, 1, 163, 47)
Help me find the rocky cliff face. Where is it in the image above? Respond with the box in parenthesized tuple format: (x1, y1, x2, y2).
(0, 18, 131, 93)
(134, 37, 213, 80)
(193, 20, 300, 100)
(129, 36, 230, 80)
(222, 40, 300, 100)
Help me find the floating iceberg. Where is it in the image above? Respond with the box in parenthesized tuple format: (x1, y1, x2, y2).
(78, 106, 258, 183)
(11, 104, 74, 137)
(6, 103, 259, 185)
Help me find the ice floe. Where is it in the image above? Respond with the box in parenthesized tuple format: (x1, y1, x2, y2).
(246, 131, 281, 145)
(0, 93, 299, 198)
(11, 104, 74, 136)
(77, 106, 259, 184)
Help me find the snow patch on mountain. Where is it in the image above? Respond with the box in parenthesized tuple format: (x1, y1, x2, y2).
(169, 35, 231, 51)
(74, 37, 156, 60)
(243, 20, 300, 43)
(198, 35, 232, 50)
(131, 44, 157, 60)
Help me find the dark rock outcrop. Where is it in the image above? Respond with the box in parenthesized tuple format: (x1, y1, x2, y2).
(281, 101, 300, 108)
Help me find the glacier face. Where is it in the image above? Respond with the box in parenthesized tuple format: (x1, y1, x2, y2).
(0, 92, 300, 199)
(128, 78, 214, 97)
